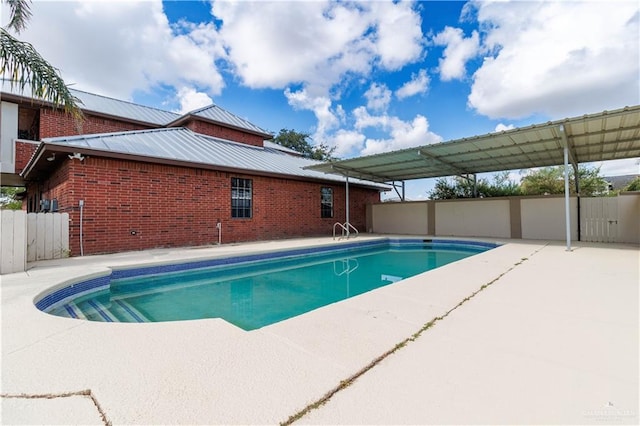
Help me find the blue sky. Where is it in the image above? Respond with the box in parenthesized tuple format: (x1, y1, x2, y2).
(3, 0, 639, 198)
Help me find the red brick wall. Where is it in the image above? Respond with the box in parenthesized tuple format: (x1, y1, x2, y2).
(184, 120, 265, 147)
(35, 157, 379, 256)
(39, 109, 151, 139)
(14, 141, 39, 174)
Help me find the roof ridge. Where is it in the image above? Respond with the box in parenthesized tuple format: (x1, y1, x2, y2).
(187, 103, 271, 135)
(195, 131, 265, 150)
(183, 104, 218, 115)
(45, 126, 187, 143)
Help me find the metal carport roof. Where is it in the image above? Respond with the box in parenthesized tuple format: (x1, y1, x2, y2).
(307, 104, 640, 250)
(306, 105, 640, 183)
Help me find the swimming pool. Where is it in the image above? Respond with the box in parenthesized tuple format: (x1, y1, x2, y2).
(37, 239, 497, 330)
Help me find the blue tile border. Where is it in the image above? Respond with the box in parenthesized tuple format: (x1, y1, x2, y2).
(35, 275, 110, 312)
(35, 238, 499, 314)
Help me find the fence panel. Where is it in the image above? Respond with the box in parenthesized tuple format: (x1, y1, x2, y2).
(27, 212, 70, 262)
(1, 211, 69, 273)
(581, 197, 618, 243)
(0, 210, 27, 274)
(26, 213, 36, 261)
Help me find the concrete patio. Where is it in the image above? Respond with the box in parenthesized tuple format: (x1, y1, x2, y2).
(1, 236, 638, 425)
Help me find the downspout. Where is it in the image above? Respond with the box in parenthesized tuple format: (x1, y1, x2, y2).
(345, 173, 350, 238)
(79, 199, 84, 256)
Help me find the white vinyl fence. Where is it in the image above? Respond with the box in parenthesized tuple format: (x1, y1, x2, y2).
(1, 211, 69, 274)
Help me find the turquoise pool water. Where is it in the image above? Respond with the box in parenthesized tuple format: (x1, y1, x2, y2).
(45, 240, 494, 330)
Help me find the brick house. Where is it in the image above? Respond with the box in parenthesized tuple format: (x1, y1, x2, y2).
(1, 86, 385, 255)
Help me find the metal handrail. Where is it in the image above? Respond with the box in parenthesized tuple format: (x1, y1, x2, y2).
(333, 258, 359, 276)
(345, 222, 359, 237)
(333, 222, 359, 240)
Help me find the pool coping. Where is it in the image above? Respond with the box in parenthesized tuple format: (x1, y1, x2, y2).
(2, 235, 638, 425)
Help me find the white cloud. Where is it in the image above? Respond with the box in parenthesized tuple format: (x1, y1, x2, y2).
(11, 1, 225, 101)
(432, 26, 480, 81)
(332, 129, 366, 158)
(352, 107, 442, 156)
(593, 158, 640, 177)
(212, 0, 424, 104)
(467, 0, 640, 119)
(284, 87, 341, 143)
(213, 1, 372, 91)
(494, 123, 515, 132)
(364, 83, 392, 111)
(175, 87, 214, 114)
(368, 1, 425, 70)
(396, 69, 430, 100)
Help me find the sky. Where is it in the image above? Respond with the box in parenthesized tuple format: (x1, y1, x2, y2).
(2, 0, 639, 199)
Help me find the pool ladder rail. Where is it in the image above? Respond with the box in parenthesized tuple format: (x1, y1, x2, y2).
(333, 222, 359, 240)
(333, 258, 359, 276)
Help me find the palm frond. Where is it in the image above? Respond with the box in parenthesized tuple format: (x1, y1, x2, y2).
(0, 28, 83, 120)
(5, 0, 32, 33)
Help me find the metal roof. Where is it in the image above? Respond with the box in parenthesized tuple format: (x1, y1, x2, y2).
(306, 105, 640, 183)
(263, 140, 304, 156)
(169, 104, 272, 137)
(0, 81, 180, 126)
(70, 89, 180, 125)
(24, 127, 387, 189)
(1, 81, 270, 134)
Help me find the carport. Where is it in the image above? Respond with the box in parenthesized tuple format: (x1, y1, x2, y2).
(307, 104, 640, 250)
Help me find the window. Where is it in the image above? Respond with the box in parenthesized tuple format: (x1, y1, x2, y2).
(231, 178, 252, 218)
(321, 187, 333, 218)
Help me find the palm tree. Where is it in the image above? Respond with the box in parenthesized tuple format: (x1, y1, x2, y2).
(1, 0, 82, 119)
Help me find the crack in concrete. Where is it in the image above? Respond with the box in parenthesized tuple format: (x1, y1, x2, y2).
(281, 245, 545, 425)
(1, 389, 111, 426)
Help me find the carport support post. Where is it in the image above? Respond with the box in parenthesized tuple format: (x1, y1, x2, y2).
(563, 144, 572, 251)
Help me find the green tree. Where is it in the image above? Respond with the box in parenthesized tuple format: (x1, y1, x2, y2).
(271, 129, 336, 161)
(428, 171, 521, 200)
(623, 176, 640, 192)
(520, 165, 609, 196)
(1, 0, 82, 119)
(520, 167, 564, 195)
(0, 186, 24, 209)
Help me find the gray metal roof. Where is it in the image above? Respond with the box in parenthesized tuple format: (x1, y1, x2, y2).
(1, 81, 270, 134)
(0, 80, 180, 126)
(26, 127, 386, 189)
(70, 89, 180, 126)
(173, 104, 272, 137)
(263, 140, 303, 156)
(306, 105, 640, 182)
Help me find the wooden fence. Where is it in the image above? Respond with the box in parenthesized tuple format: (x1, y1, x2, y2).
(1, 211, 69, 274)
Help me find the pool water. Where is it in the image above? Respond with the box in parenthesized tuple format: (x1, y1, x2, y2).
(48, 242, 491, 330)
